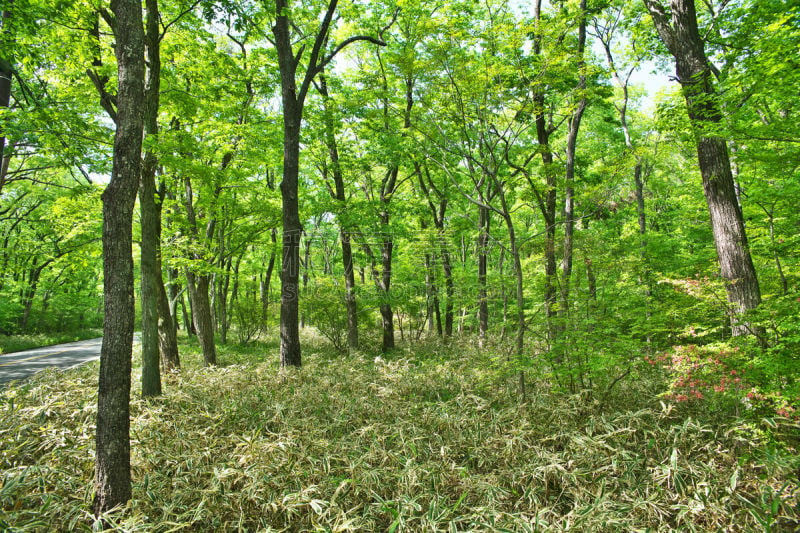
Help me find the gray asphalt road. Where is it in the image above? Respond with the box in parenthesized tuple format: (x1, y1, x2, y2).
(0, 337, 103, 386)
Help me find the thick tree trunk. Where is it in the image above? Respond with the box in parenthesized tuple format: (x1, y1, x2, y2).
(94, 0, 144, 515)
(278, 118, 302, 366)
(644, 0, 761, 335)
(274, 0, 303, 368)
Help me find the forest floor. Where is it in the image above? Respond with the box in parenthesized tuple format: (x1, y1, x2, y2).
(1, 331, 798, 531)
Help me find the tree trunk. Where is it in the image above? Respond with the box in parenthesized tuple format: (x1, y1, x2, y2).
(501, 210, 524, 356)
(274, 0, 302, 368)
(340, 230, 359, 350)
(300, 229, 312, 329)
(93, 0, 144, 515)
(261, 229, 277, 324)
(156, 187, 179, 370)
(278, 115, 302, 366)
(644, 0, 761, 335)
(534, 0, 558, 344)
(380, 209, 395, 351)
(0, 5, 13, 195)
(182, 177, 216, 365)
(186, 270, 216, 366)
(441, 247, 454, 337)
(138, 0, 163, 397)
(559, 0, 587, 327)
(477, 204, 490, 346)
(156, 271, 179, 370)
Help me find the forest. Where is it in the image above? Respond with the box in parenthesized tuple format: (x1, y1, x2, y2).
(0, 0, 799, 529)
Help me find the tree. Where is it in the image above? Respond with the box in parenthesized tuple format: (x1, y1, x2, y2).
(93, 0, 145, 515)
(271, 0, 385, 366)
(139, 0, 163, 396)
(643, 0, 762, 335)
(1, 5, 13, 188)
(317, 73, 359, 351)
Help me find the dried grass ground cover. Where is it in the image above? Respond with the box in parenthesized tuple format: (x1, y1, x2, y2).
(1, 335, 798, 531)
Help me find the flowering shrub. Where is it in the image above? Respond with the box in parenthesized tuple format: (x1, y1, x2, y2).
(646, 343, 748, 403)
(744, 388, 799, 420)
(647, 342, 800, 420)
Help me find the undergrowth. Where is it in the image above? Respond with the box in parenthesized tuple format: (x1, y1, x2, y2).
(1, 333, 798, 531)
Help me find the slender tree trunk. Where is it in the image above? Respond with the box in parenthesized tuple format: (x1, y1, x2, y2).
(534, 0, 558, 344)
(19, 267, 42, 331)
(156, 272, 179, 370)
(340, 230, 359, 350)
(559, 0, 587, 327)
(300, 229, 312, 329)
(186, 270, 216, 366)
(156, 190, 179, 370)
(645, 0, 761, 335)
(441, 247, 454, 337)
(94, 0, 144, 514)
(139, 0, 163, 397)
(0, 5, 13, 195)
(183, 177, 216, 365)
(477, 205, 490, 346)
(380, 209, 395, 351)
(501, 210, 524, 356)
(261, 229, 277, 324)
(318, 74, 360, 351)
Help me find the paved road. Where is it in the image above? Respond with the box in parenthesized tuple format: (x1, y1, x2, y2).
(0, 337, 103, 386)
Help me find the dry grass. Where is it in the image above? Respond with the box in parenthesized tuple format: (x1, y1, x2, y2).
(1, 334, 798, 531)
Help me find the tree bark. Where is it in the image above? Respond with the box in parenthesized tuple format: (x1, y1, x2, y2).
(156, 186, 179, 370)
(93, 0, 144, 515)
(533, 0, 558, 344)
(139, 0, 163, 397)
(260, 229, 277, 323)
(183, 177, 216, 365)
(559, 0, 588, 326)
(500, 206, 524, 357)
(0, 4, 13, 194)
(477, 204, 490, 346)
(186, 269, 216, 366)
(644, 0, 761, 335)
(273, 0, 304, 367)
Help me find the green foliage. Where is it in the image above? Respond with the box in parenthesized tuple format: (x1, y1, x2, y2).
(302, 278, 351, 352)
(0, 328, 102, 355)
